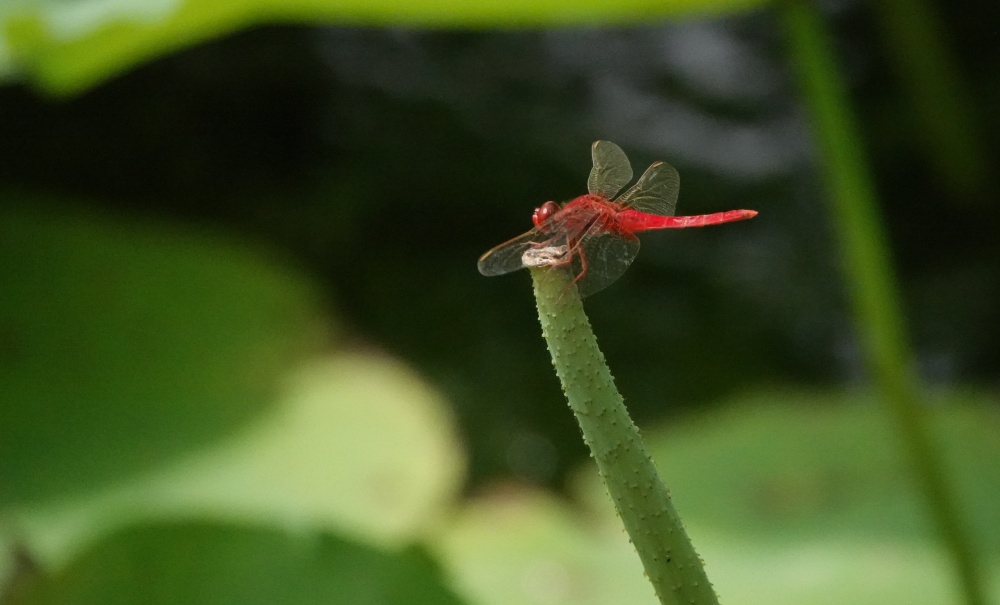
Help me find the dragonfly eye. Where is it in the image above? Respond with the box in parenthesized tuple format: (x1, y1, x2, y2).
(532, 201, 560, 227)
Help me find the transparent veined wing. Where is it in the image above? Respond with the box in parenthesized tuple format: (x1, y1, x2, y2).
(588, 140, 633, 201)
(571, 229, 640, 298)
(477, 212, 583, 277)
(616, 161, 679, 217)
(477, 227, 550, 276)
(478, 200, 611, 278)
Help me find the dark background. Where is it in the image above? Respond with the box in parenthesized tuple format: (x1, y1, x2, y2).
(2, 3, 998, 489)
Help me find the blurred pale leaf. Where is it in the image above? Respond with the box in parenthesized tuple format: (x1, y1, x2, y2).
(600, 391, 1000, 547)
(0, 201, 323, 506)
(437, 391, 1000, 605)
(435, 486, 660, 605)
(13, 353, 465, 565)
(0, 0, 770, 95)
(8, 521, 467, 605)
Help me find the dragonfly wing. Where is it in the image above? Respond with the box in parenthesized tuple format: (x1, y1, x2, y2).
(588, 140, 633, 200)
(477, 227, 554, 276)
(616, 161, 679, 216)
(573, 230, 640, 298)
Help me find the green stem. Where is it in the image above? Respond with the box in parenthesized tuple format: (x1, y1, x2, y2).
(781, 3, 987, 605)
(529, 267, 718, 605)
(870, 0, 987, 198)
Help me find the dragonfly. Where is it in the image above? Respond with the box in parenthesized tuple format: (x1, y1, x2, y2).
(477, 140, 758, 297)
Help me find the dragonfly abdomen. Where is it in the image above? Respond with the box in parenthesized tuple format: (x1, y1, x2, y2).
(617, 209, 757, 232)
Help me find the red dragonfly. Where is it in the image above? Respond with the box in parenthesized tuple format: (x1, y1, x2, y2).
(477, 140, 758, 297)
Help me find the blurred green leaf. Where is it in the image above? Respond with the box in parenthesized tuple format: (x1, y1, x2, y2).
(135, 354, 467, 544)
(783, 5, 990, 601)
(0, 201, 323, 505)
(14, 354, 465, 562)
(437, 391, 1000, 605)
(9, 521, 466, 605)
(0, 0, 770, 95)
(616, 392, 1000, 549)
(870, 0, 988, 198)
(436, 486, 661, 605)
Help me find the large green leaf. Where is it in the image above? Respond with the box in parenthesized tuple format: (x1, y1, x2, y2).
(0, 0, 770, 95)
(9, 522, 466, 605)
(621, 391, 1000, 549)
(12, 354, 465, 562)
(0, 201, 323, 505)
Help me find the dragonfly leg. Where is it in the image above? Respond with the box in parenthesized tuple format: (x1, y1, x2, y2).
(559, 245, 588, 299)
(569, 252, 587, 288)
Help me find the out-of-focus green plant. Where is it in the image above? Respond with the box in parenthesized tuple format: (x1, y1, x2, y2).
(0, 202, 322, 505)
(869, 0, 989, 198)
(781, 2, 988, 604)
(438, 392, 1000, 605)
(10, 523, 465, 605)
(0, 0, 769, 95)
(2, 336, 468, 604)
(1, 0, 993, 603)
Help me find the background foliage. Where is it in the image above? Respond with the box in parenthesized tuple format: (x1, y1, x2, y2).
(1, 0, 998, 602)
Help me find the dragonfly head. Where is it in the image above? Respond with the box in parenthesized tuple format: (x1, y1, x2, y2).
(532, 201, 560, 228)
